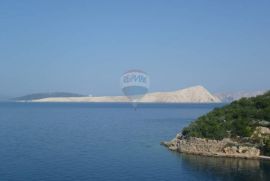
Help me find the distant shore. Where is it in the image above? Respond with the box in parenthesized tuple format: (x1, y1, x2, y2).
(15, 86, 221, 103)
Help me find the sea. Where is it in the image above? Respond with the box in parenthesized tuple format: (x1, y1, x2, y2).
(0, 102, 269, 181)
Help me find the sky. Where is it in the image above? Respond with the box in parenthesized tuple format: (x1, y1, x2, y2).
(0, 0, 270, 97)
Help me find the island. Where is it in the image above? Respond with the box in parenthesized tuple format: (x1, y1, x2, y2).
(19, 86, 221, 103)
(12, 92, 86, 101)
(162, 91, 270, 159)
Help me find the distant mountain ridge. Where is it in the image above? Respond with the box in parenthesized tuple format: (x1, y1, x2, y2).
(214, 91, 266, 102)
(10, 88, 269, 103)
(13, 92, 86, 101)
(29, 86, 221, 103)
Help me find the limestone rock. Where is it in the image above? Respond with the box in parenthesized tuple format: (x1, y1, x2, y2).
(31, 85, 221, 103)
(251, 126, 270, 139)
(162, 136, 260, 159)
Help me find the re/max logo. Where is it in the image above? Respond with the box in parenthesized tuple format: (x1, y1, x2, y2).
(123, 74, 147, 83)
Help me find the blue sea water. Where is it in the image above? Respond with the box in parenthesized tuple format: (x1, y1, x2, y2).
(0, 102, 269, 181)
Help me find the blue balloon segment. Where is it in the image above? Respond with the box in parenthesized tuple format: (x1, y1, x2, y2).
(122, 86, 148, 98)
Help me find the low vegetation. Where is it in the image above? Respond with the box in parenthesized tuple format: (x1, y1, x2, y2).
(182, 91, 270, 155)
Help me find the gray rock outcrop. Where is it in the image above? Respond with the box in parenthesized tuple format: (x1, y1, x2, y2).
(162, 135, 260, 159)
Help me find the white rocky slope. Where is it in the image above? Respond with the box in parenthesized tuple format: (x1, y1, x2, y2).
(141, 86, 220, 103)
(32, 85, 221, 103)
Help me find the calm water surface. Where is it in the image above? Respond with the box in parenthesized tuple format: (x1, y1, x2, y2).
(0, 102, 269, 181)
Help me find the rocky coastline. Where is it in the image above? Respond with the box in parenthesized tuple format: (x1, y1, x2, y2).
(162, 91, 270, 160)
(162, 134, 263, 159)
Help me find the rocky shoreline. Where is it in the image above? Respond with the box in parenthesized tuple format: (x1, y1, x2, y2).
(162, 134, 262, 159)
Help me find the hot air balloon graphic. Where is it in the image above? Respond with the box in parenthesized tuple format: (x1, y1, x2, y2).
(120, 70, 149, 109)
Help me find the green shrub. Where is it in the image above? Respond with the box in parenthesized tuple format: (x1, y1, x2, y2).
(262, 139, 270, 156)
(182, 91, 270, 140)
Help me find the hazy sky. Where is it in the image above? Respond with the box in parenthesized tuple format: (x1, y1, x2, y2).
(1, 0, 269, 96)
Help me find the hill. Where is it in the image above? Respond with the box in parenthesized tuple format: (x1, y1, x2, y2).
(181, 91, 270, 155)
(31, 86, 221, 103)
(13, 92, 86, 101)
(142, 85, 220, 103)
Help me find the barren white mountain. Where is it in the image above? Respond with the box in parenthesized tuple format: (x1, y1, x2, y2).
(32, 86, 221, 103)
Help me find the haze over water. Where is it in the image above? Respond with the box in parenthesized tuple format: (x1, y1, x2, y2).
(0, 102, 269, 181)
